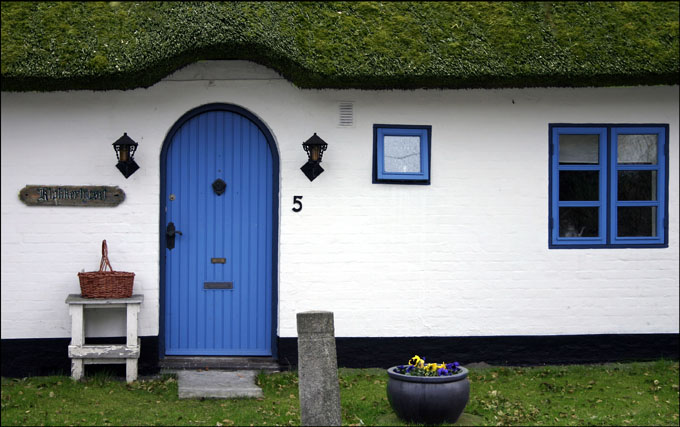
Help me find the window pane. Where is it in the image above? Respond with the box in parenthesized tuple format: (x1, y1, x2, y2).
(617, 207, 657, 237)
(559, 207, 599, 237)
(559, 171, 599, 201)
(384, 136, 421, 173)
(559, 134, 599, 164)
(618, 170, 657, 201)
(618, 134, 657, 164)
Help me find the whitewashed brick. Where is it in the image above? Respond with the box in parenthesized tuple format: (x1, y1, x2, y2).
(1, 61, 678, 341)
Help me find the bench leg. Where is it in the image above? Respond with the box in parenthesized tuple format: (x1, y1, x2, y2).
(71, 359, 84, 381)
(126, 358, 138, 383)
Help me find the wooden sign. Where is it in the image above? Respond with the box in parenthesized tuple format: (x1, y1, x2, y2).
(19, 185, 125, 207)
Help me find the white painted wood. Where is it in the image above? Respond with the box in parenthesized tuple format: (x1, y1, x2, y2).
(71, 359, 83, 380)
(82, 358, 126, 365)
(68, 304, 84, 347)
(126, 358, 138, 383)
(126, 304, 139, 347)
(65, 295, 142, 382)
(66, 294, 144, 306)
(68, 343, 140, 358)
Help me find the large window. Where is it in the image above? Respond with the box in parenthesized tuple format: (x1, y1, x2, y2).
(550, 124, 668, 248)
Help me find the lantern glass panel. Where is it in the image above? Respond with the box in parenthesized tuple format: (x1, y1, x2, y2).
(310, 146, 321, 162)
(119, 146, 130, 162)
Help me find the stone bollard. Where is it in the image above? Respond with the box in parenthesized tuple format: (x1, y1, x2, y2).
(297, 311, 342, 426)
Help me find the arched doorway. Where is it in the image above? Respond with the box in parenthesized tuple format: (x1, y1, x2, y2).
(160, 103, 278, 356)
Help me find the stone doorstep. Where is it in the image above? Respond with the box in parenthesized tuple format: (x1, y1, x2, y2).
(159, 356, 281, 372)
(177, 370, 264, 399)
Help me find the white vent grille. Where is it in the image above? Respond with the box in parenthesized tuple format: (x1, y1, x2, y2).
(338, 102, 354, 127)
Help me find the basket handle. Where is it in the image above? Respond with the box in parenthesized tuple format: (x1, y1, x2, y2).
(99, 240, 114, 272)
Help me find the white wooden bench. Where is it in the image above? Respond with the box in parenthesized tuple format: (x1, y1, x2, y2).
(65, 294, 143, 383)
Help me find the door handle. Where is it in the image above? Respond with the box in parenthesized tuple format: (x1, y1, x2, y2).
(166, 222, 182, 250)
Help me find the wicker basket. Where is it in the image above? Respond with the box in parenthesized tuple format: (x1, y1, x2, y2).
(78, 240, 134, 298)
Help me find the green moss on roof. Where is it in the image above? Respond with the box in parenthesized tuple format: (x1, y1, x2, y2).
(1, 1, 678, 92)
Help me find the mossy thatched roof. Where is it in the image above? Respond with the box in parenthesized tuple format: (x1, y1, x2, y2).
(1, 1, 678, 92)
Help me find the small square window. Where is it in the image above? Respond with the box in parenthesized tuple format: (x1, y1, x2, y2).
(373, 125, 431, 184)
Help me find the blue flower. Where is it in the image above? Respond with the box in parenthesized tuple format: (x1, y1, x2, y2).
(406, 365, 414, 373)
(437, 368, 449, 376)
(445, 362, 461, 372)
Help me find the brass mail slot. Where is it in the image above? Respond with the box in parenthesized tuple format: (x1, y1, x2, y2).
(204, 282, 233, 290)
(211, 258, 226, 264)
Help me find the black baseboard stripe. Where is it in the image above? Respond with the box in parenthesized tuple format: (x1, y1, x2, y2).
(1, 336, 159, 378)
(277, 334, 680, 369)
(2, 334, 677, 377)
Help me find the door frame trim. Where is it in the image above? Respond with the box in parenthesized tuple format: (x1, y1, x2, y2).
(158, 103, 280, 359)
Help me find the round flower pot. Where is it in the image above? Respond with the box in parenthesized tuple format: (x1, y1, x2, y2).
(386, 366, 470, 424)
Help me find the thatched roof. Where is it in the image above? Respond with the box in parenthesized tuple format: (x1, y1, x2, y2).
(1, 1, 678, 92)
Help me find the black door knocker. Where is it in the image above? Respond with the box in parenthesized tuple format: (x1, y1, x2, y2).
(212, 178, 226, 196)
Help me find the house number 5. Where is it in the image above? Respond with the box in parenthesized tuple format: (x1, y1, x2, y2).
(292, 196, 303, 212)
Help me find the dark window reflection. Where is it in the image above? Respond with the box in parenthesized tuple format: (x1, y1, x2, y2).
(559, 171, 599, 201)
(618, 207, 657, 237)
(559, 207, 599, 237)
(618, 171, 656, 201)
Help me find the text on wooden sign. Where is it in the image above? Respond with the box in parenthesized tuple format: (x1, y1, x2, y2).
(19, 186, 125, 207)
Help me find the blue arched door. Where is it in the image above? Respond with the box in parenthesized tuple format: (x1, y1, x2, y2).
(161, 104, 277, 356)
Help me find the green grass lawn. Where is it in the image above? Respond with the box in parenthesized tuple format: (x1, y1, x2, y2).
(1, 360, 678, 426)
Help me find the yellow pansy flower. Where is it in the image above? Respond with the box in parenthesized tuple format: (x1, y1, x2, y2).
(408, 355, 425, 368)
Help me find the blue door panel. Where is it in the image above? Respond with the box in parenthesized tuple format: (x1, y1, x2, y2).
(165, 110, 273, 356)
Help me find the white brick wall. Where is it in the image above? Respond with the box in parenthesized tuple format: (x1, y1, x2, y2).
(1, 61, 678, 340)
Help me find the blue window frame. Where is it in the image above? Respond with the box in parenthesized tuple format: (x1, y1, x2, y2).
(373, 124, 431, 184)
(549, 124, 668, 248)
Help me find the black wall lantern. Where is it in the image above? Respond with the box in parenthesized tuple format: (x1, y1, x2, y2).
(112, 133, 140, 179)
(301, 133, 328, 181)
